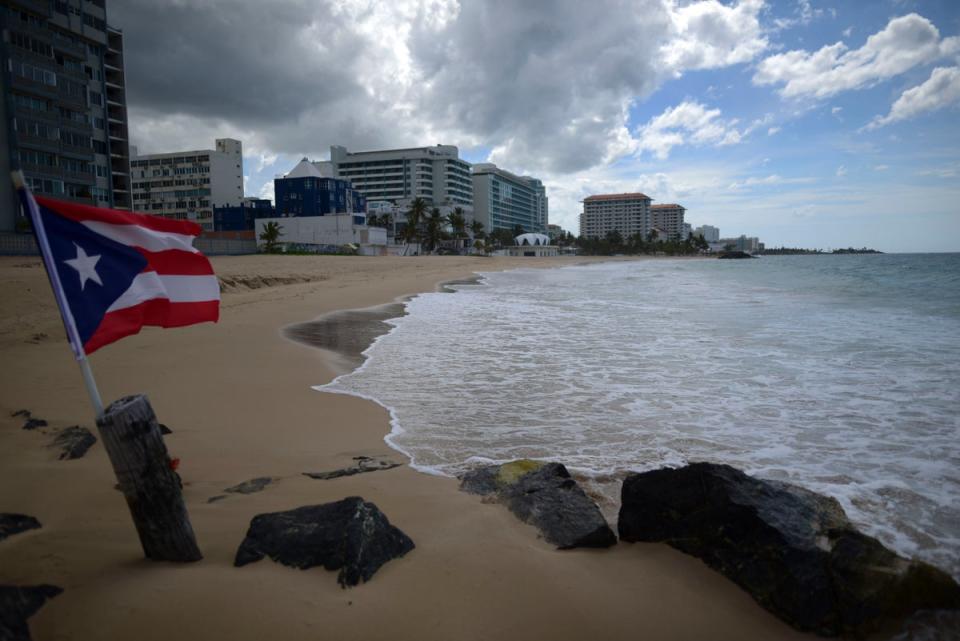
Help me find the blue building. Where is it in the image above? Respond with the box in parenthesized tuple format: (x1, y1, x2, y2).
(213, 198, 276, 231)
(275, 158, 366, 218)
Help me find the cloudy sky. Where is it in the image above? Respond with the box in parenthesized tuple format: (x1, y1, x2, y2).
(110, 0, 960, 252)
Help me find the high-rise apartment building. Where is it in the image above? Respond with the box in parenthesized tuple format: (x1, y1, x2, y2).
(580, 192, 651, 239)
(650, 203, 686, 240)
(320, 144, 473, 211)
(471, 163, 548, 233)
(694, 224, 719, 242)
(129, 138, 243, 230)
(1, 0, 132, 230)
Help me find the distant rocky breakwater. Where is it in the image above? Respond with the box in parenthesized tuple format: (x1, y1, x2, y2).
(459, 459, 960, 638)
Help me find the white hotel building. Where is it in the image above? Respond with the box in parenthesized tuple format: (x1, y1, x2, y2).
(130, 138, 244, 229)
(318, 144, 473, 213)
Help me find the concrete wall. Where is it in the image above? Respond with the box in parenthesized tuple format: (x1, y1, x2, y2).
(255, 215, 386, 249)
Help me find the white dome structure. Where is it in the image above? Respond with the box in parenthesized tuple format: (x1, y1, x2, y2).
(515, 233, 551, 246)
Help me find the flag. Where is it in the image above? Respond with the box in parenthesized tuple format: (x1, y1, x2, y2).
(19, 186, 220, 356)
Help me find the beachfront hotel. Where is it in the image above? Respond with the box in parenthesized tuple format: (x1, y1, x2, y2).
(650, 203, 686, 241)
(471, 163, 548, 234)
(129, 138, 244, 230)
(318, 144, 473, 212)
(580, 192, 652, 239)
(0, 0, 132, 231)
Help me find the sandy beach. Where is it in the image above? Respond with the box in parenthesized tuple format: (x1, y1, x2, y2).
(0, 254, 817, 641)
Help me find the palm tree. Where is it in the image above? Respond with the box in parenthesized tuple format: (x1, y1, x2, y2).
(366, 213, 379, 227)
(447, 207, 467, 253)
(469, 219, 485, 240)
(426, 207, 444, 252)
(404, 197, 427, 248)
(259, 221, 283, 253)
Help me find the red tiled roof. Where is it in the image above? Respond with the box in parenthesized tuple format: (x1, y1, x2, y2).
(583, 192, 651, 201)
(650, 203, 685, 209)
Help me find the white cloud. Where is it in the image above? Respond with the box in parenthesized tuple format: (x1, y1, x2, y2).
(836, 165, 847, 177)
(843, 27, 853, 37)
(773, 0, 824, 31)
(767, 126, 781, 135)
(636, 101, 744, 159)
(727, 174, 815, 190)
(865, 66, 960, 129)
(660, 0, 768, 72)
(831, 106, 842, 114)
(874, 165, 889, 171)
(753, 13, 960, 99)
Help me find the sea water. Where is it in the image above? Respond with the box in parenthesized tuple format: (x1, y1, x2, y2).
(319, 254, 960, 579)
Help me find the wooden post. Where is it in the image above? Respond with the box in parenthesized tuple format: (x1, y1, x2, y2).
(95, 394, 202, 562)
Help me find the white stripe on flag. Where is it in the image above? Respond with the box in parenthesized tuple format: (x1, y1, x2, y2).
(107, 273, 220, 312)
(81, 220, 200, 254)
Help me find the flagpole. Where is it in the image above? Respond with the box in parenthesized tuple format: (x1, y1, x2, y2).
(12, 170, 105, 418)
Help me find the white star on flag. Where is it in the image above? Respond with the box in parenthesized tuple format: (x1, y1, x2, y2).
(63, 243, 103, 291)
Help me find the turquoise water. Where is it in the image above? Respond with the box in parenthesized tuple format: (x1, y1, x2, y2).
(321, 254, 960, 578)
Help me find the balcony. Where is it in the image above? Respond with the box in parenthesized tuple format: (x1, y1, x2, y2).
(10, 74, 59, 100)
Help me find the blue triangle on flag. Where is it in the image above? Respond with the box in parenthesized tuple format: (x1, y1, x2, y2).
(40, 206, 148, 344)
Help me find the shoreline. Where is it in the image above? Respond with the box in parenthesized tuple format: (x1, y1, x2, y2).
(0, 255, 819, 641)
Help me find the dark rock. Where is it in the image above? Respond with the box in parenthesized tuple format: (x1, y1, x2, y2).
(459, 465, 500, 495)
(224, 477, 273, 494)
(303, 456, 401, 480)
(0, 514, 41, 542)
(234, 497, 414, 587)
(206, 495, 227, 504)
(10, 410, 30, 419)
(159, 424, 172, 435)
(618, 462, 960, 637)
(50, 426, 96, 460)
(0, 584, 62, 641)
(21, 419, 46, 431)
(459, 460, 616, 549)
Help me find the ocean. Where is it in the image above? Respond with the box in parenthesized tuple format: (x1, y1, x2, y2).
(318, 254, 960, 579)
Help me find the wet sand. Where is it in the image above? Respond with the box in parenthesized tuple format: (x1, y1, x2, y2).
(0, 254, 818, 641)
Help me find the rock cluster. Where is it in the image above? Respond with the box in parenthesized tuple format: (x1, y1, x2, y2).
(303, 455, 401, 480)
(0, 584, 62, 641)
(50, 426, 96, 460)
(618, 462, 960, 636)
(235, 497, 414, 587)
(460, 460, 616, 549)
(0, 514, 41, 542)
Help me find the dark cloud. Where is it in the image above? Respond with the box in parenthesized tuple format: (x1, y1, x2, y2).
(109, 1, 765, 172)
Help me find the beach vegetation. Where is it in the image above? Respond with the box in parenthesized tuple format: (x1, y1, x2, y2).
(470, 219, 485, 240)
(425, 207, 447, 253)
(404, 197, 428, 247)
(259, 221, 284, 253)
(447, 207, 467, 254)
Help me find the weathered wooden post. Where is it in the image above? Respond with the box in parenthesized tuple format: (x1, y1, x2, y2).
(95, 394, 202, 562)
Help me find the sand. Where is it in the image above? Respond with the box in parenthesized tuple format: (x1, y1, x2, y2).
(0, 254, 816, 641)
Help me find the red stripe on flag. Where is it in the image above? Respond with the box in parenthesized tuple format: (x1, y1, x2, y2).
(36, 195, 203, 236)
(136, 249, 216, 276)
(84, 299, 220, 354)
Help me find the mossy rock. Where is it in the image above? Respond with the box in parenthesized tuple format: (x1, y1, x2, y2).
(495, 459, 545, 487)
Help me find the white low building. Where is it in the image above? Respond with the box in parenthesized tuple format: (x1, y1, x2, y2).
(255, 215, 387, 255)
(504, 233, 558, 257)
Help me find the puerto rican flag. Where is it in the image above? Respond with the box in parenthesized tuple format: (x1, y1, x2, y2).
(19, 186, 219, 357)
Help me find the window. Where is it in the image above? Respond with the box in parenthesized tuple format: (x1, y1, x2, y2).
(10, 60, 57, 86)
